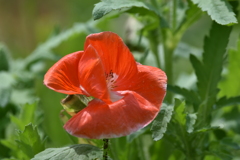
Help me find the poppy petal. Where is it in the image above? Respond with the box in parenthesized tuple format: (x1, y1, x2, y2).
(44, 51, 83, 94)
(128, 64, 167, 107)
(84, 32, 138, 90)
(64, 90, 160, 139)
(78, 45, 110, 103)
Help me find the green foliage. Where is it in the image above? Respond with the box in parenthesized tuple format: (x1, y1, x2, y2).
(0, 102, 44, 160)
(93, 0, 160, 20)
(0, 87, 11, 108)
(219, 39, 240, 97)
(16, 123, 45, 159)
(182, 0, 202, 28)
(158, 99, 193, 159)
(194, 22, 231, 101)
(215, 96, 240, 109)
(32, 144, 104, 160)
(10, 102, 37, 131)
(190, 22, 232, 126)
(151, 103, 174, 141)
(186, 113, 197, 133)
(167, 85, 201, 106)
(191, 0, 237, 25)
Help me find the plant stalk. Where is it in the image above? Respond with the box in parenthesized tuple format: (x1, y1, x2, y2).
(103, 139, 109, 160)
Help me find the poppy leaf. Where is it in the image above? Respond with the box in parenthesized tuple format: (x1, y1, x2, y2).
(16, 123, 45, 159)
(31, 144, 108, 160)
(191, 0, 237, 25)
(151, 103, 174, 141)
(186, 113, 197, 133)
(190, 22, 232, 124)
(206, 139, 238, 160)
(215, 96, 240, 109)
(173, 99, 186, 126)
(167, 84, 201, 106)
(93, 0, 168, 27)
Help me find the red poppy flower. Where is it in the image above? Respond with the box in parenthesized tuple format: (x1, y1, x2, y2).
(44, 31, 167, 139)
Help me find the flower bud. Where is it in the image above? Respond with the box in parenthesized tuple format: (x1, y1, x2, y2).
(61, 94, 90, 116)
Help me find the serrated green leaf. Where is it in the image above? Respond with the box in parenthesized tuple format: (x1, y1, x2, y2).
(190, 22, 232, 125)
(215, 96, 240, 108)
(191, 0, 237, 25)
(186, 113, 197, 133)
(93, 0, 157, 20)
(32, 144, 105, 160)
(174, 99, 186, 126)
(167, 85, 201, 105)
(93, 0, 168, 27)
(151, 103, 174, 141)
(16, 123, 45, 159)
(200, 23, 232, 101)
(0, 45, 10, 71)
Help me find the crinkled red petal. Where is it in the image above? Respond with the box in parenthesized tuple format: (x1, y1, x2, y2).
(84, 32, 138, 90)
(44, 51, 83, 94)
(78, 45, 111, 103)
(63, 89, 162, 139)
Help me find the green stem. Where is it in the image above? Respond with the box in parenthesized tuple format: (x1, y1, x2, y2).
(172, 0, 177, 31)
(136, 138, 146, 160)
(152, 43, 161, 69)
(161, 29, 174, 103)
(103, 139, 109, 160)
(148, 30, 161, 69)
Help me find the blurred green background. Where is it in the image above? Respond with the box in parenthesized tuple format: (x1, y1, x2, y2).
(0, 0, 97, 57)
(1, 0, 240, 159)
(0, 0, 133, 149)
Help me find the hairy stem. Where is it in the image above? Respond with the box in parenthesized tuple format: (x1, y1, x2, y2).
(103, 139, 109, 160)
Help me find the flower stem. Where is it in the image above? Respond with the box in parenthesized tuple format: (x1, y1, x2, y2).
(103, 139, 109, 160)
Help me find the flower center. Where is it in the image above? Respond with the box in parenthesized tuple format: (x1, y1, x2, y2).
(106, 70, 123, 102)
(106, 70, 118, 91)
